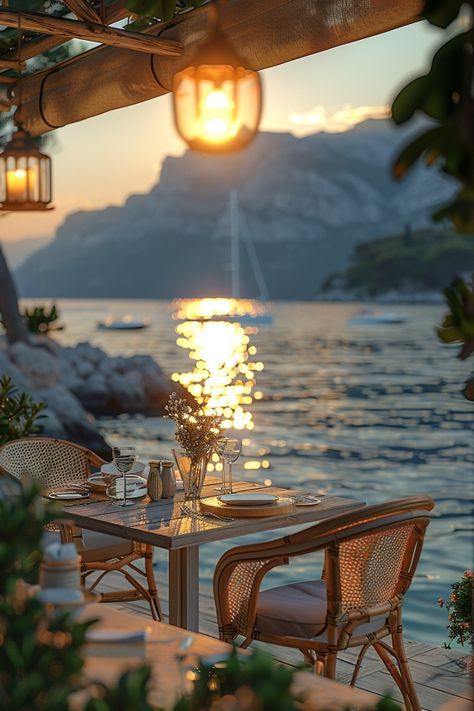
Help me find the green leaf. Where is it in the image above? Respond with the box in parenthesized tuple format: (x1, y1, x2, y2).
(423, 0, 464, 28)
(392, 126, 449, 178)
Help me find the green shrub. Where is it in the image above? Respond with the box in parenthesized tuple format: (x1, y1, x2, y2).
(0, 483, 153, 711)
(0, 375, 45, 445)
(22, 304, 62, 334)
(438, 571, 473, 648)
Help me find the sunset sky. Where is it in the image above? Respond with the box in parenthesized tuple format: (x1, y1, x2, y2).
(0, 18, 444, 245)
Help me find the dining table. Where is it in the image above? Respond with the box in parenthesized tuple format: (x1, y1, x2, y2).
(59, 476, 365, 632)
(78, 602, 381, 710)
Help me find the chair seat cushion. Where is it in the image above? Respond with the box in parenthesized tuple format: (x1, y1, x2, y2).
(256, 580, 327, 639)
(79, 530, 134, 562)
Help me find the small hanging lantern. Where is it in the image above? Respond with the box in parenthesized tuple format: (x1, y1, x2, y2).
(0, 14, 53, 212)
(172, 5, 262, 153)
(0, 127, 53, 211)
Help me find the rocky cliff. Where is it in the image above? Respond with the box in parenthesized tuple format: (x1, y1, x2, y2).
(16, 119, 455, 300)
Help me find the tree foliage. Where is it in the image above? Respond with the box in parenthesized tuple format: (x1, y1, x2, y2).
(125, 0, 205, 24)
(391, 0, 474, 232)
(322, 228, 474, 297)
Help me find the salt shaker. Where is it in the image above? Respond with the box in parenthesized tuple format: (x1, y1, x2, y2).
(147, 461, 163, 501)
(160, 461, 176, 498)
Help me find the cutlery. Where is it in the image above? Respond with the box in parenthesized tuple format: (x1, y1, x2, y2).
(181, 504, 234, 523)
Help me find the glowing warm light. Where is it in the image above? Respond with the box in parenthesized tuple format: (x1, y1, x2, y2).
(173, 298, 266, 322)
(172, 8, 262, 154)
(199, 88, 236, 143)
(264, 478, 272, 487)
(172, 298, 264, 430)
(289, 105, 389, 134)
(6, 168, 28, 200)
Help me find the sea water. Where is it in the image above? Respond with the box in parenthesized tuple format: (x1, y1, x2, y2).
(47, 299, 473, 647)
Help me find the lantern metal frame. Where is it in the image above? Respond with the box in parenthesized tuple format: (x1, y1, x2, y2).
(0, 127, 53, 211)
(172, 6, 263, 154)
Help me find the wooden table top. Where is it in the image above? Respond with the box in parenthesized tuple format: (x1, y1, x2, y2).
(81, 603, 379, 710)
(59, 477, 364, 550)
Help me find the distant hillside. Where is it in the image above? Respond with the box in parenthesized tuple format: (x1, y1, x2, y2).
(322, 228, 474, 297)
(2, 236, 51, 269)
(16, 120, 456, 300)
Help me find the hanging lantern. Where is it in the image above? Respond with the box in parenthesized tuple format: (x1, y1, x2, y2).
(172, 11, 262, 153)
(0, 128, 53, 211)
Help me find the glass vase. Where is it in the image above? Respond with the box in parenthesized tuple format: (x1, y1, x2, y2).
(172, 449, 208, 510)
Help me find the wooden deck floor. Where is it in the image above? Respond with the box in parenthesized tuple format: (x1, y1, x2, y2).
(95, 568, 472, 711)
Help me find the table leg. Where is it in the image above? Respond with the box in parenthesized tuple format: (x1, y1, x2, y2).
(168, 546, 199, 631)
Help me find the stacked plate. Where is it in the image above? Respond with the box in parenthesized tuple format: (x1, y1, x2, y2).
(218, 493, 279, 506)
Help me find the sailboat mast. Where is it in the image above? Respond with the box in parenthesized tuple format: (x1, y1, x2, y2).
(230, 189, 240, 298)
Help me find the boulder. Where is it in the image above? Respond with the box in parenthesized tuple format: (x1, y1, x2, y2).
(74, 372, 109, 412)
(107, 370, 147, 412)
(0, 350, 31, 391)
(32, 384, 110, 458)
(9, 341, 60, 388)
(0, 336, 183, 453)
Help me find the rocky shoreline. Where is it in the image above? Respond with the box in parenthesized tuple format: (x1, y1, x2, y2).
(0, 336, 184, 458)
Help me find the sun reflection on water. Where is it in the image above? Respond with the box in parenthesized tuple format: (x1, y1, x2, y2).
(171, 298, 265, 430)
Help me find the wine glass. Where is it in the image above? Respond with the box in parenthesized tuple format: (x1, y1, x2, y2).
(214, 438, 229, 493)
(221, 439, 241, 495)
(112, 446, 137, 507)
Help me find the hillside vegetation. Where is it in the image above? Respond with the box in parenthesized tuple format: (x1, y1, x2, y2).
(322, 229, 474, 296)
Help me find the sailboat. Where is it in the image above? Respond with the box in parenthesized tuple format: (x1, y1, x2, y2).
(223, 189, 272, 326)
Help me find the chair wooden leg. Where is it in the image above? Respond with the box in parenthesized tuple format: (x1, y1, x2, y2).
(144, 545, 163, 621)
(392, 618, 421, 711)
(350, 643, 371, 687)
(325, 650, 337, 679)
(374, 641, 412, 711)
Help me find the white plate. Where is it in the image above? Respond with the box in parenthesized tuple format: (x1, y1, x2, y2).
(87, 475, 108, 491)
(219, 493, 278, 507)
(294, 496, 321, 507)
(47, 490, 89, 500)
(107, 476, 147, 501)
(101, 461, 145, 476)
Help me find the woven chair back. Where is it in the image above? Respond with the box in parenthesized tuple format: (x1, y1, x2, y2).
(0, 437, 98, 488)
(335, 520, 415, 612)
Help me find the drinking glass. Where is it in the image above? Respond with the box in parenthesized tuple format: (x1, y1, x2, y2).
(112, 446, 137, 507)
(214, 438, 229, 493)
(221, 439, 241, 495)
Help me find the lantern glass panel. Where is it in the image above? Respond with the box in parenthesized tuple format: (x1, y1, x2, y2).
(174, 64, 261, 153)
(39, 156, 51, 204)
(6, 155, 29, 203)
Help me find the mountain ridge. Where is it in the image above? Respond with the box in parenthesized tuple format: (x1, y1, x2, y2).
(16, 119, 455, 300)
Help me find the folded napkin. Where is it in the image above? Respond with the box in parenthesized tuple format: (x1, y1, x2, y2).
(86, 629, 149, 644)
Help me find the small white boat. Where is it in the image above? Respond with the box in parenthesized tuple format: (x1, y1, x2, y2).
(348, 311, 407, 326)
(97, 315, 150, 331)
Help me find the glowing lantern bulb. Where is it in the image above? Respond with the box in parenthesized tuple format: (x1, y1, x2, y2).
(172, 10, 262, 154)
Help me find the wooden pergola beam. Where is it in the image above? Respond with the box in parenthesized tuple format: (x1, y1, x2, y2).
(62, 0, 102, 24)
(0, 8, 182, 56)
(16, 0, 424, 136)
(0, 35, 69, 64)
(0, 2, 128, 67)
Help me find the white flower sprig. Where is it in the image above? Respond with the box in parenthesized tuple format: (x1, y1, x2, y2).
(165, 393, 222, 464)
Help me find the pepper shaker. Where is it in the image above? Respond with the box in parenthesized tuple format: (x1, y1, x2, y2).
(160, 460, 176, 498)
(147, 461, 163, 501)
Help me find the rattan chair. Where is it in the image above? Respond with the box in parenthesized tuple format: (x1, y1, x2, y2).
(0, 437, 162, 620)
(214, 495, 434, 711)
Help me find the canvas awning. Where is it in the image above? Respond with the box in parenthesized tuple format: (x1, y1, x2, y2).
(0, 0, 424, 136)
